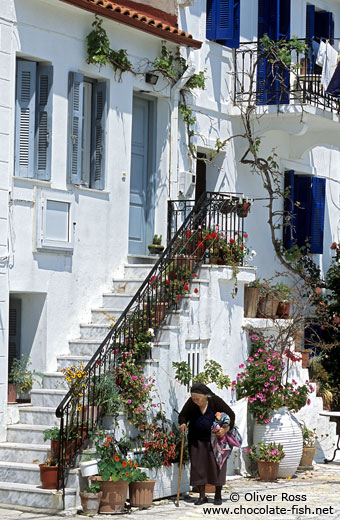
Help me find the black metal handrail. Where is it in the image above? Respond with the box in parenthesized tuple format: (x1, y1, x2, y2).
(234, 38, 340, 113)
(54, 191, 251, 495)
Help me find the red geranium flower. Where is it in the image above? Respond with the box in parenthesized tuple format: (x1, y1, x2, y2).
(122, 461, 127, 467)
(331, 242, 337, 250)
(194, 288, 199, 294)
(229, 238, 235, 244)
(244, 233, 248, 238)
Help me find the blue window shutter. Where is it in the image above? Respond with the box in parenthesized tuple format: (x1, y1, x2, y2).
(215, 0, 234, 40)
(68, 71, 83, 185)
(278, 0, 290, 39)
(283, 170, 295, 250)
(306, 5, 315, 39)
(91, 81, 106, 190)
(15, 60, 36, 178)
(258, 0, 269, 38)
(206, 0, 216, 40)
(35, 65, 53, 181)
(315, 11, 333, 40)
(294, 175, 312, 250)
(310, 177, 325, 254)
(257, 0, 270, 104)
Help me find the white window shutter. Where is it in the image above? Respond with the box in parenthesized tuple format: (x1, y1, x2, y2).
(91, 81, 106, 190)
(35, 65, 53, 181)
(68, 71, 83, 185)
(15, 60, 36, 178)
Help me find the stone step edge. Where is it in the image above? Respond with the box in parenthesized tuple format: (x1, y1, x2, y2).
(0, 482, 76, 495)
(18, 406, 57, 413)
(0, 442, 49, 450)
(30, 388, 67, 395)
(7, 424, 53, 431)
(0, 461, 79, 473)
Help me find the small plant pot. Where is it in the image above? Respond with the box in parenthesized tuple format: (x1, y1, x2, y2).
(219, 199, 234, 215)
(80, 491, 102, 515)
(244, 287, 260, 318)
(277, 301, 290, 319)
(301, 350, 310, 369)
(80, 459, 99, 478)
(298, 446, 316, 470)
(148, 244, 164, 255)
(39, 464, 59, 489)
(236, 201, 251, 217)
(257, 461, 279, 481)
(257, 296, 280, 318)
(7, 383, 17, 403)
(97, 478, 128, 513)
(129, 480, 156, 508)
(16, 391, 31, 404)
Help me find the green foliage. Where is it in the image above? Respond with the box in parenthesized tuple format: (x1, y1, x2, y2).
(246, 442, 285, 462)
(185, 70, 206, 90)
(93, 430, 133, 482)
(259, 34, 308, 69)
(300, 422, 317, 447)
(43, 427, 60, 442)
(273, 281, 292, 300)
(84, 481, 101, 494)
(92, 373, 122, 419)
(152, 44, 187, 81)
(8, 356, 36, 393)
(172, 359, 231, 389)
(152, 234, 162, 245)
(172, 361, 192, 386)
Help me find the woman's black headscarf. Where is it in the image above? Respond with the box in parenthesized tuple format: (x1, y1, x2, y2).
(190, 383, 213, 395)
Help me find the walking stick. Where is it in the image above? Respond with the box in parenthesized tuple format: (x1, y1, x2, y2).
(176, 432, 185, 507)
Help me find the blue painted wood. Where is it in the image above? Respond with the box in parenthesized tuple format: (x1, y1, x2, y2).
(35, 65, 53, 181)
(310, 177, 326, 254)
(283, 170, 295, 250)
(15, 60, 36, 178)
(91, 81, 106, 190)
(206, 0, 215, 40)
(68, 71, 84, 185)
(295, 175, 312, 250)
(216, 0, 234, 40)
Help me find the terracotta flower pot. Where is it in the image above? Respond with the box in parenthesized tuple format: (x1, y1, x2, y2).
(236, 201, 251, 217)
(7, 383, 17, 403)
(301, 350, 310, 369)
(129, 480, 156, 508)
(298, 446, 316, 469)
(257, 296, 280, 318)
(257, 461, 279, 481)
(51, 439, 76, 461)
(80, 491, 102, 515)
(277, 301, 290, 319)
(98, 479, 128, 513)
(39, 464, 59, 489)
(244, 286, 260, 318)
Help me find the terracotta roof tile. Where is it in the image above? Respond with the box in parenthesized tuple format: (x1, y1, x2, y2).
(60, 0, 202, 48)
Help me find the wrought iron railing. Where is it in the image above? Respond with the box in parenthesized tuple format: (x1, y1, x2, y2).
(234, 39, 340, 114)
(55, 191, 251, 496)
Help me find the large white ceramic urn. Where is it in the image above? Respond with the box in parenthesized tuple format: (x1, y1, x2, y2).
(253, 407, 303, 478)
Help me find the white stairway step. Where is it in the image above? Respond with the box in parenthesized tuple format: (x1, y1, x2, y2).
(124, 264, 154, 278)
(0, 442, 50, 464)
(91, 308, 122, 324)
(42, 372, 67, 390)
(0, 482, 76, 511)
(79, 323, 111, 340)
(156, 324, 180, 342)
(30, 389, 67, 408)
(7, 424, 49, 445)
(57, 355, 91, 372)
(0, 461, 79, 488)
(69, 339, 102, 356)
(112, 278, 143, 294)
(19, 407, 59, 426)
(102, 293, 134, 309)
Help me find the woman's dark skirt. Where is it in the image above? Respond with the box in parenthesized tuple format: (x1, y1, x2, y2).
(189, 440, 227, 486)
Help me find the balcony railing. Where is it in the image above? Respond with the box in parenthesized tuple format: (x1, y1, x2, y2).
(234, 39, 340, 114)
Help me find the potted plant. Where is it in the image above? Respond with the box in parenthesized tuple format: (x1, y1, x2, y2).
(79, 453, 99, 478)
(246, 442, 285, 481)
(257, 282, 281, 318)
(236, 198, 251, 217)
(39, 456, 59, 489)
(148, 234, 164, 255)
(298, 422, 317, 469)
(43, 426, 79, 461)
(8, 356, 34, 402)
(244, 278, 263, 318)
(128, 465, 156, 509)
(274, 281, 293, 318)
(80, 481, 102, 515)
(90, 372, 122, 429)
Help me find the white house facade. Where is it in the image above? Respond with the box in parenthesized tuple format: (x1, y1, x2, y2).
(0, 0, 339, 512)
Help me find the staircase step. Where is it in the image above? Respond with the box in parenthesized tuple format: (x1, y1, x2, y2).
(124, 264, 154, 278)
(127, 255, 156, 265)
(57, 355, 91, 371)
(19, 407, 59, 426)
(102, 293, 133, 309)
(69, 339, 102, 356)
(0, 461, 79, 488)
(0, 482, 76, 511)
(7, 424, 50, 445)
(42, 372, 67, 390)
(91, 308, 122, 324)
(0, 442, 50, 464)
(112, 279, 143, 294)
(30, 389, 67, 408)
(79, 323, 111, 340)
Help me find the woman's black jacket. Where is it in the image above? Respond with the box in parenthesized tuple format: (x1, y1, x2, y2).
(178, 394, 235, 445)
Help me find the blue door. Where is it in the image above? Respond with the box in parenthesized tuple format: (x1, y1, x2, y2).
(128, 97, 154, 255)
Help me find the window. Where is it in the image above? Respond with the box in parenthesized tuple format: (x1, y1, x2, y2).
(185, 341, 207, 389)
(206, 0, 240, 48)
(283, 170, 326, 254)
(68, 72, 107, 190)
(306, 5, 334, 42)
(14, 59, 53, 180)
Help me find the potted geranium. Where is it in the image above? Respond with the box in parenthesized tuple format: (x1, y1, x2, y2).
(80, 481, 102, 515)
(246, 442, 285, 481)
(128, 465, 156, 509)
(275, 281, 293, 318)
(8, 356, 34, 402)
(39, 455, 59, 489)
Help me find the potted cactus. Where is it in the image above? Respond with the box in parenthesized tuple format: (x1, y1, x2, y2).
(148, 235, 164, 255)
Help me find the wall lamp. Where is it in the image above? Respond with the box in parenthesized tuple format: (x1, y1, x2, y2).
(145, 72, 159, 85)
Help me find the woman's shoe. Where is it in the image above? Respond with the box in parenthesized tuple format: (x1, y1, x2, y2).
(194, 497, 209, 505)
(214, 498, 222, 505)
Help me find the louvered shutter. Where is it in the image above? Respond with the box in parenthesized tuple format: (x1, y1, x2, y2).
(35, 65, 53, 181)
(8, 299, 21, 374)
(68, 71, 83, 185)
(283, 170, 295, 250)
(257, 0, 270, 104)
(310, 177, 325, 254)
(294, 175, 312, 250)
(306, 5, 315, 39)
(206, 0, 216, 40)
(90, 81, 106, 190)
(215, 0, 234, 40)
(15, 60, 36, 178)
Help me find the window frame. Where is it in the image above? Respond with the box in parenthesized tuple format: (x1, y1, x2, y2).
(206, 0, 241, 48)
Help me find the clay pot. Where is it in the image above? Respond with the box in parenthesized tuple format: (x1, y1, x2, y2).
(7, 383, 17, 403)
(236, 201, 251, 217)
(257, 296, 280, 318)
(99, 479, 128, 513)
(129, 480, 156, 508)
(257, 461, 279, 481)
(244, 287, 260, 318)
(80, 491, 102, 515)
(277, 301, 290, 319)
(298, 446, 316, 469)
(39, 464, 59, 489)
(301, 350, 310, 369)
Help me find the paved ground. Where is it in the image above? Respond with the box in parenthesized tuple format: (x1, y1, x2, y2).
(1, 462, 340, 520)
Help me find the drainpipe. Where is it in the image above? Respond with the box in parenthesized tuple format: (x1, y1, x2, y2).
(168, 64, 195, 199)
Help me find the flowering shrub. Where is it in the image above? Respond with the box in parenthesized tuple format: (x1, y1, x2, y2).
(202, 229, 255, 265)
(245, 442, 285, 463)
(93, 431, 136, 482)
(9, 356, 36, 393)
(61, 363, 87, 412)
(140, 423, 176, 468)
(232, 336, 313, 423)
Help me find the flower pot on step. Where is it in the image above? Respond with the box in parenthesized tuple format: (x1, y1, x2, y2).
(80, 459, 99, 478)
(129, 480, 156, 508)
(95, 478, 128, 513)
(7, 383, 17, 403)
(244, 287, 260, 318)
(39, 464, 59, 489)
(277, 301, 290, 319)
(80, 491, 102, 515)
(298, 446, 316, 470)
(257, 461, 279, 481)
(301, 350, 310, 369)
(257, 296, 280, 318)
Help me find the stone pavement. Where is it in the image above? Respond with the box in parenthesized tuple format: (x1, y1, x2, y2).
(1, 462, 340, 520)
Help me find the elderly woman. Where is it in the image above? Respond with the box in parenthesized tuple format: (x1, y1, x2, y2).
(178, 383, 235, 505)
